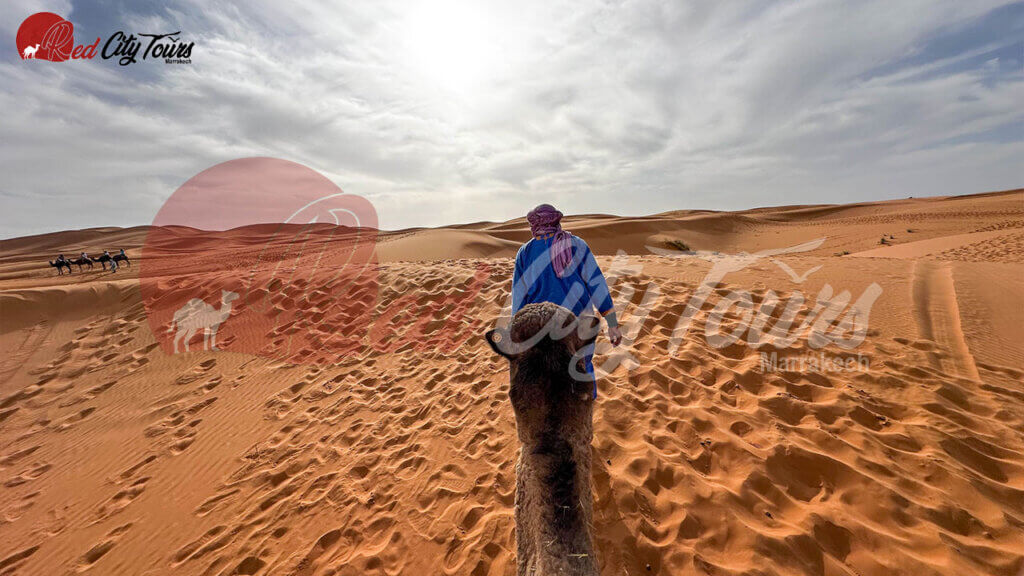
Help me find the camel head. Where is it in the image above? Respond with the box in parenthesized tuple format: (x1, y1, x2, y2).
(486, 303, 598, 442)
(221, 290, 240, 304)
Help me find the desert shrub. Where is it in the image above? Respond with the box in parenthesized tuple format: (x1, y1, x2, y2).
(666, 239, 691, 252)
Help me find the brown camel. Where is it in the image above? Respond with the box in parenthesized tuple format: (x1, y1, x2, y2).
(48, 259, 72, 275)
(486, 302, 599, 576)
(69, 256, 94, 271)
(113, 249, 131, 267)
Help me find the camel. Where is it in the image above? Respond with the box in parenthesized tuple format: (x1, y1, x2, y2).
(486, 302, 600, 576)
(169, 290, 239, 353)
(94, 253, 112, 269)
(22, 44, 39, 59)
(69, 256, 94, 271)
(49, 259, 72, 275)
(113, 250, 131, 267)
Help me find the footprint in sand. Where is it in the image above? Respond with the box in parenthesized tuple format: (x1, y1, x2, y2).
(52, 406, 97, 432)
(95, 477, 149, 521)
(3, 462, 52, 488)
(0, 545, 40, 574)
(76, 523, 133, 572)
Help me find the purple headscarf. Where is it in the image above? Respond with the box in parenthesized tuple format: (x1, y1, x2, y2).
(527, 204, 574, 278)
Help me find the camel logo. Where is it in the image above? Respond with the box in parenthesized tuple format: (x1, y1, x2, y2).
(16, 12, 93, 62)
(169, 291, 240, 353)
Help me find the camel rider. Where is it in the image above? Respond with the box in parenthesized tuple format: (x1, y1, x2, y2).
(104, 250, 117, 272)
(511, 204, 621, 398)
(81, 251, 89, 260)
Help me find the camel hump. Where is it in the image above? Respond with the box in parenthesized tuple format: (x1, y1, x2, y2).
(173, 298, 212, 321)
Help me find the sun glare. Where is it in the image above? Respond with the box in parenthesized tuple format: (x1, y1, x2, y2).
(402, 0, 500, 95)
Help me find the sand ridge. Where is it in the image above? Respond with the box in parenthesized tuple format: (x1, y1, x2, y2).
(0, 190, 1023, 575)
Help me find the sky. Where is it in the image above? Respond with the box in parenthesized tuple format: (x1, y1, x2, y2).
(1, 0, 1021, 238)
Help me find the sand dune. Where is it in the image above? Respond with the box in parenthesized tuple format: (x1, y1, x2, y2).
(1, 190, 1022, 575)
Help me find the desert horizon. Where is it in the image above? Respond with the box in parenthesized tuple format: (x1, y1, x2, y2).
(5, 187, 1022, 244)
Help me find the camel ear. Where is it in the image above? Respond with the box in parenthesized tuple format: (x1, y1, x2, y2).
(485, 328, 518, 360)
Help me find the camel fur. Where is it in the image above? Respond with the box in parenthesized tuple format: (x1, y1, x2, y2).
(486, 302, 599, 576)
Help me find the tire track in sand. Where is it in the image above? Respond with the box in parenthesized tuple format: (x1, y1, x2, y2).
(911, 260, 981, 381)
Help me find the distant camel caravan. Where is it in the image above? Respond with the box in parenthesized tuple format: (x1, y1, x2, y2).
(486, 303, 600, 576)
(170, 291, 239, 353)
(46, 249, 131, 274)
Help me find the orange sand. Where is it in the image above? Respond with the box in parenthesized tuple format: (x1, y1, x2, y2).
(1, 189, 1022, 575)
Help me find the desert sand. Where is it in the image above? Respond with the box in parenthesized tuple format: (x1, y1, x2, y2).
(1, 189, 1022, 575)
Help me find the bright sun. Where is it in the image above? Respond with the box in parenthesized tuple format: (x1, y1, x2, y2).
(403, 1, 500, 95)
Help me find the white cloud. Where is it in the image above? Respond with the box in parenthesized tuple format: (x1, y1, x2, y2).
(0, 0, 1020, 237)
(0, 0, 73, 37)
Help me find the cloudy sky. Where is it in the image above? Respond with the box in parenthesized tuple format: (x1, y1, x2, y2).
(1, 0, 1021, 237)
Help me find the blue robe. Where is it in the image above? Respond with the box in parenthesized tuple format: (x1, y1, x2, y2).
(511, 234, 614, 396)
